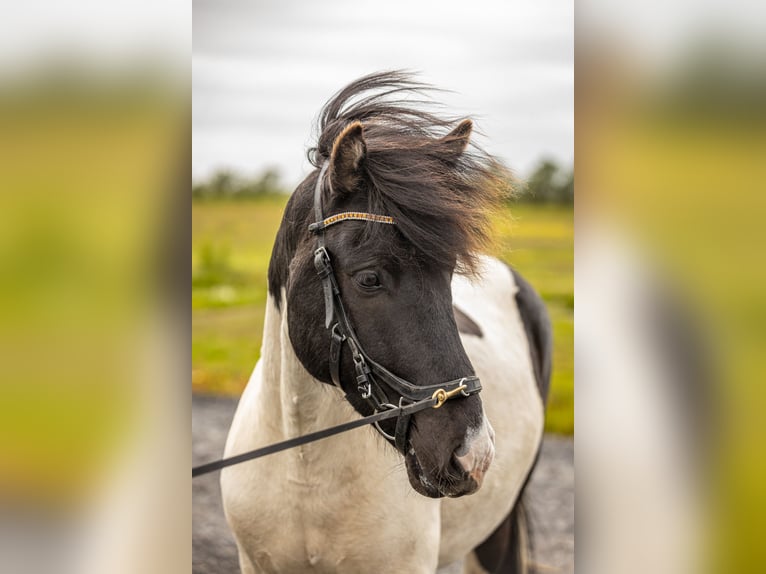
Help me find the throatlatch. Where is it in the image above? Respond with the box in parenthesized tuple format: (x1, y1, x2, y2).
(308, 162, 482, 453)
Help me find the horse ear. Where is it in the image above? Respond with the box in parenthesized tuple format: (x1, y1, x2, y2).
(329, 121, 367, 194)
(441, 119, 473, 159)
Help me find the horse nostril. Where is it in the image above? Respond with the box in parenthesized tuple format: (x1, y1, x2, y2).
(452, 446, 476, 475)
(454, 441, 470, 457)
(449, 454, 470, 483)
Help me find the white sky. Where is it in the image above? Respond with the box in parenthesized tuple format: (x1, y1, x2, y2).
(193, 0, 573, 187)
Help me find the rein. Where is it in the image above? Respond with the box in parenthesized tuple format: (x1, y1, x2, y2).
(192, 161, 481, 478)
(192, 387, 463, 477)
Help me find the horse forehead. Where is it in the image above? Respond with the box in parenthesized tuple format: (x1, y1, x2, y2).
(333, 220, 400, 248)
(330, 229, 409, 268)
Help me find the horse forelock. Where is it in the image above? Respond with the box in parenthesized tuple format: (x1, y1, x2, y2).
(269, 71, 513, 305)
(309, 71, 511, 274)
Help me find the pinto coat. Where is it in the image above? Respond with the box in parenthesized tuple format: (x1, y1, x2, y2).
(221, 256, 546, 573)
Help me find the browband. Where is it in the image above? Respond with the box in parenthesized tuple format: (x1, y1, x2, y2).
(309, 212, 395, 233)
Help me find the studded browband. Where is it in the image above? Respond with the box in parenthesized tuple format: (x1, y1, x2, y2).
(307, 161, 482, 452)
(308, 211, 395, 233)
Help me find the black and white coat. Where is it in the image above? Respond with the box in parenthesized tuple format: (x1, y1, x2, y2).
(221, 255, 550, 574)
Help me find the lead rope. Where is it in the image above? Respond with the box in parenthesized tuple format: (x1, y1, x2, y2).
(191, 385, 466, 477)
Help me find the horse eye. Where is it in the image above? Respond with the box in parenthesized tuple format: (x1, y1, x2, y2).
(355, 271, 381, 289)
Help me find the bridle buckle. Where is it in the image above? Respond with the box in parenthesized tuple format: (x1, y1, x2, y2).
(353, 353, 373, 399)
(432, 383, 469, 409)
(313, 246, 332, 277)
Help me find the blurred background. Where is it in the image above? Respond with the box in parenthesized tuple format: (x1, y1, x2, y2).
(577, 1, 766, 573)
(0, 2, 189, 574)
(192, 0, 575, 435)
(193, 1, 573, 184)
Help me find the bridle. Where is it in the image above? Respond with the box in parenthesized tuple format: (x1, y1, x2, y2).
(191, 162, 483, 478)
(307, 162, 482, 453)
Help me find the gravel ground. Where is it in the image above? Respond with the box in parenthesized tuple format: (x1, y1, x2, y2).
(193, 395, 573, 573)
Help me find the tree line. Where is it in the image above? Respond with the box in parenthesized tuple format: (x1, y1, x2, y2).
(514, 159, 573, 204)
(192, 159, 573, 204)
(192, 168, 284, 200)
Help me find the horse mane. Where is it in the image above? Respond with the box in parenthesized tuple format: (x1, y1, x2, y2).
(269, 71, 510, 302)
(308, 71, 510, 274)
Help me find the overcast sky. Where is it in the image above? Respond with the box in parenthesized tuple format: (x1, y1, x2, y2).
(193, 0, 573, 187)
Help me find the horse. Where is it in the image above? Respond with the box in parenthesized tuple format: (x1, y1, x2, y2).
(221, 72, 551, 574)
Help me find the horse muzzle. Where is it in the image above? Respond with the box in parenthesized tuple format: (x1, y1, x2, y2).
(406, 417, 496, 498)
(454, 418, 496, 490)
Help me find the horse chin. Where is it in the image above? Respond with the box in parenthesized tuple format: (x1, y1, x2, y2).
(404, 449, 444, 498)
(404, 448, 480, 499)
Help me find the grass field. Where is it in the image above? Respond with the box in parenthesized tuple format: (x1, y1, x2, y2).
(192, 197, 573, 434)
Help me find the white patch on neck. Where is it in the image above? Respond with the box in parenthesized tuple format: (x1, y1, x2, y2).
(221, 292, 442, 573)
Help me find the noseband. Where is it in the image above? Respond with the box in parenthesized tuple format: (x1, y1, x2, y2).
(307, 162, 482, 453)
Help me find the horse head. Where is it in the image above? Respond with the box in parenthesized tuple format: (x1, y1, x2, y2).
(270, 72, 507, 498)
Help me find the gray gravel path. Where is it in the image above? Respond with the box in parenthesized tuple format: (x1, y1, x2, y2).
(193, 395, 573, 573)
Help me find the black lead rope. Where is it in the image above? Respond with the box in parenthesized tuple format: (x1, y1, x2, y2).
(192, 394, 440, 477)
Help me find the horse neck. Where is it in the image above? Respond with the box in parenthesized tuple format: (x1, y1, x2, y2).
(259, 291, 355, 442)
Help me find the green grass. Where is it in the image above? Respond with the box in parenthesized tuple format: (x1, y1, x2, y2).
(192, 198, 573, 434)
(493, 205, 574, 434)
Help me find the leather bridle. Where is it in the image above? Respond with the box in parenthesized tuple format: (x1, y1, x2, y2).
(307, 162, 482, 452)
